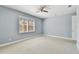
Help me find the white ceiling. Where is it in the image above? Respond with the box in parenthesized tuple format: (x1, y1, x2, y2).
(4, 5, 76, 19)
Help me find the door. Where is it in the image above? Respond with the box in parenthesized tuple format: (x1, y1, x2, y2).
(72, 16, 77, 40)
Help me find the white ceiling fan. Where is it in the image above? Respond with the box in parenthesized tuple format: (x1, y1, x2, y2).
(36, 5, 50, 13)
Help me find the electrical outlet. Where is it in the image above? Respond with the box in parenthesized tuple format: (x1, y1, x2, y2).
(9, 38, 12, 41)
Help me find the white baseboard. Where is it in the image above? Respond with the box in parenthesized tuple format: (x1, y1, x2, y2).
(0, 34, 75, 48)
(0, 35, 41, 47)
(44, 34, 73, 40)
(0, 37, 30, 47)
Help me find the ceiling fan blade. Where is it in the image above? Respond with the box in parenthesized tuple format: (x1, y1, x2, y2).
(43, 10, 48, 13)
(36, 10, 40, 13)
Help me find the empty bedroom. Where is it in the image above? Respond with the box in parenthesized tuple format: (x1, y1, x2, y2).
(0, 5, 79, 54)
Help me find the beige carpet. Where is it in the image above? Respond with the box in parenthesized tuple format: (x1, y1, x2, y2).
(0, 36, 79, 54)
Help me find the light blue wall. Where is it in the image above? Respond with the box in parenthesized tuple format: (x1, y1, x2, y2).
(43, 13, 75, 38)
(0, 6, 43, 44)
(0, 6, 76, 44)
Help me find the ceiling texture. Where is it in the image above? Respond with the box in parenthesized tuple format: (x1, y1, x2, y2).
(4, 5, 76, 19)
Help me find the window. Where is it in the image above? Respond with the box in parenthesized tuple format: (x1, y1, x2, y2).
(19, 16, 35, 33)
(28, 20, 35, 32)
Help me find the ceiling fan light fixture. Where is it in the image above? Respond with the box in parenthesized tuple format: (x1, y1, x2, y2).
(68, 5, 72, 7)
